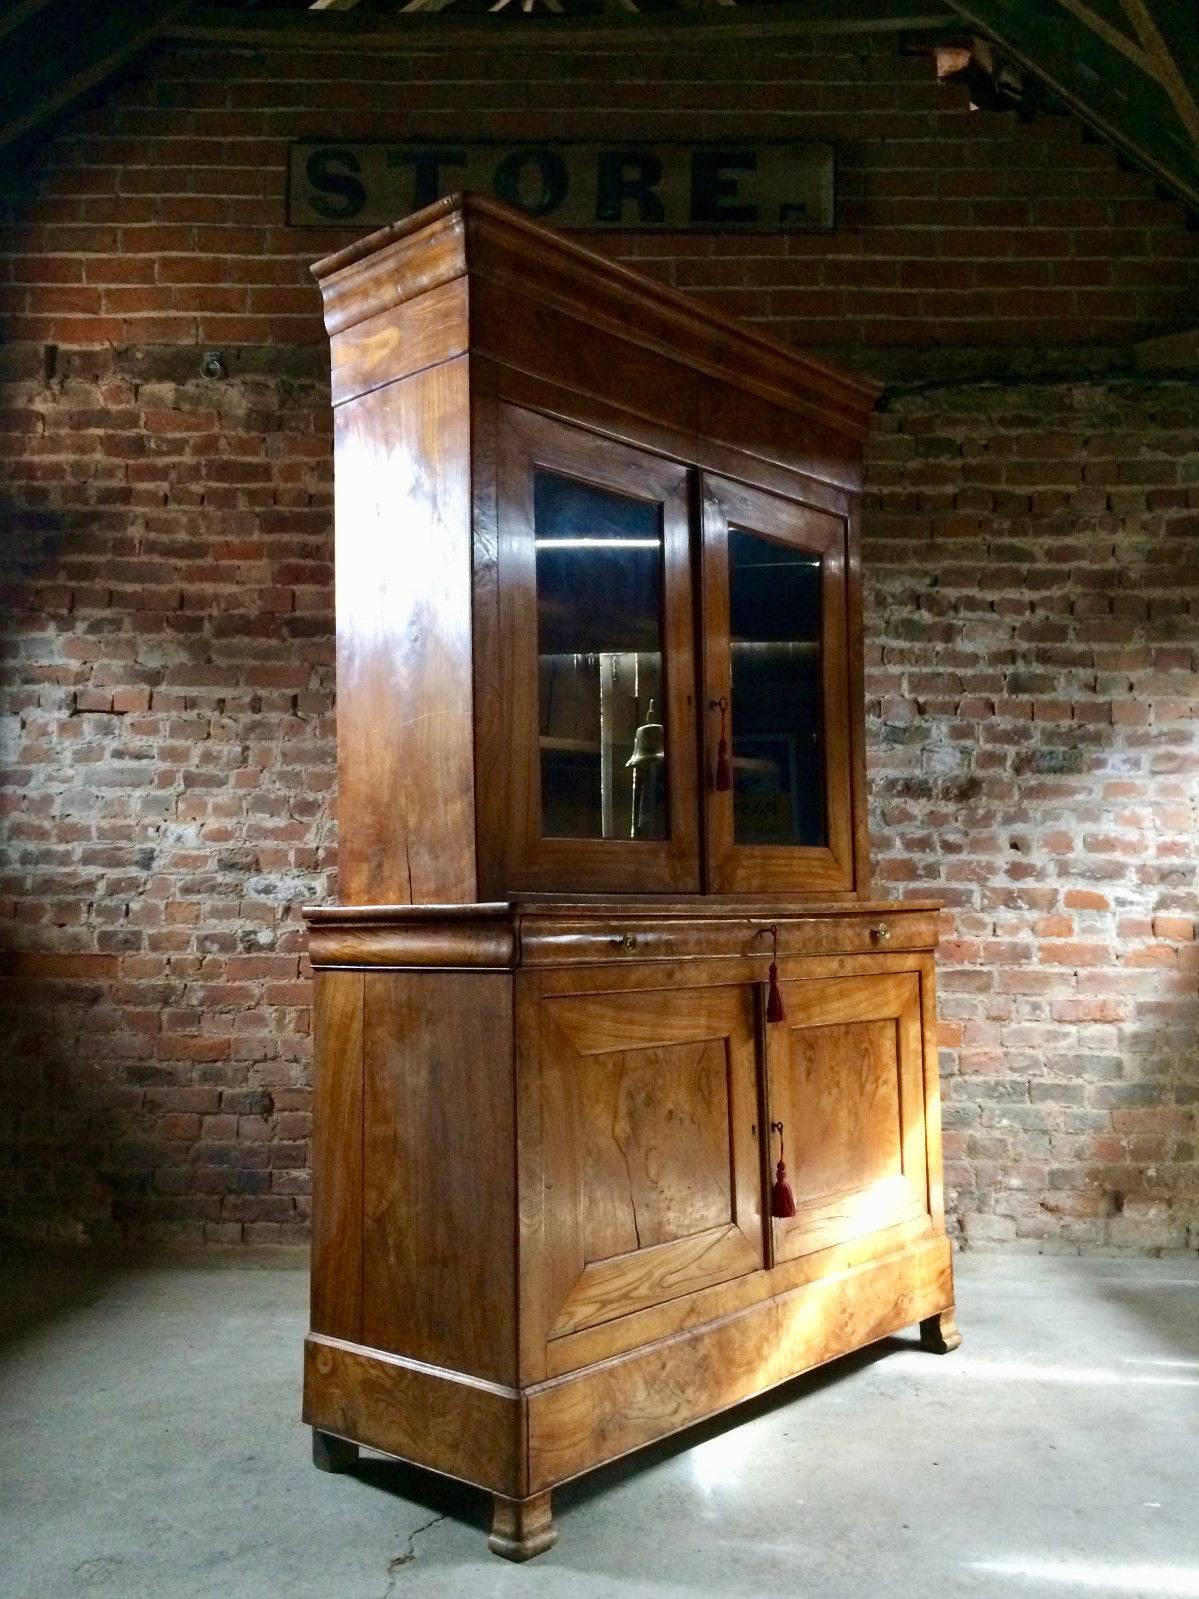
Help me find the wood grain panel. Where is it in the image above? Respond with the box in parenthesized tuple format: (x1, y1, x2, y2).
(769, 971, 930, 1263)
(577, 1041, 733, 1257)
(333, 356, 476, 906)
(526, 1235, 954, 1492)
(699, 375, 866, 492)
(789, 1019, 903, 1201)
(517, 908, 937, 968)
(530, 948, 932, 1004)
(303, 1333, 524, 1498)
(544, 1214, 935, 1378)
(486, 358, 854, 519)
(310, 970, 363, 1342)
(328, 274, 469, 407)
(461, 196, 879, 440)
(361, 970, 517, 1384)
(313, 198, 466, 336)
(471, 276, 700, 445)
(308, 923, 516, 970)
(532, 981, 763, 1345)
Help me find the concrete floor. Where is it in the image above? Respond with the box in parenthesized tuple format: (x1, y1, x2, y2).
(1, 1254, 1197, 1599)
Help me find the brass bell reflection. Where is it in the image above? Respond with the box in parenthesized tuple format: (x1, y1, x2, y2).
(625, 698, 665, 840)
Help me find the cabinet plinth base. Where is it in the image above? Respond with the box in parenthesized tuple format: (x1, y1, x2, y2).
(919, 1307, 962, 1353)
(488, 1492, 557, 1561)
(312, 1428, 359, 1472)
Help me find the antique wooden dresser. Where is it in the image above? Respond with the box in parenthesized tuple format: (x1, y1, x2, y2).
(303, 192, 960, 1561)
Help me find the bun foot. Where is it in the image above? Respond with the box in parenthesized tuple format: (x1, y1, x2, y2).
(488, 1491, 556, 1561)
(312, 1428, 359, 1472)
(920, 1308, 962, 1354)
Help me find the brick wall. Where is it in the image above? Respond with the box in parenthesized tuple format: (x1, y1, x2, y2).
(0, 33, 1196, 1246)
(866, 380, 1199, 1248)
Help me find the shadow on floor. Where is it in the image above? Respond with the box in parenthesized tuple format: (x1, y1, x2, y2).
(0, 1254, 118, 1354)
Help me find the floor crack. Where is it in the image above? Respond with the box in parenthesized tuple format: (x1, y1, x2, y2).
(381, 1514, 446, 1595)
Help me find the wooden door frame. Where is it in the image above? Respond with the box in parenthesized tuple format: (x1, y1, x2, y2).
(700, 472, 857, 896)
(493, 404, 702, 894)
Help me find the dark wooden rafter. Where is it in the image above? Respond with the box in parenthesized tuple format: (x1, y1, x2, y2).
(0, 0, 59, 45)
(0, 0, 191, 148)
(943, 0, 1199, 209)
(171, 0, 957, 44)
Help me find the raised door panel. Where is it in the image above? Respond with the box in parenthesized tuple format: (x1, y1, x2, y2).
(767, 970, 929, 1263)
(700, 473, 857, 897)
(532, 983, 764, 1350)
(492, 405, 701, 895)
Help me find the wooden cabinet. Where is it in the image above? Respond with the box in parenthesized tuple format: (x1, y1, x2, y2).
(304, 194, 960, 1562)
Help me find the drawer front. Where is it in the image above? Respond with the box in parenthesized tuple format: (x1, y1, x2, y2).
(518, 909, 938, 968)
(520, 979, 765, 1373)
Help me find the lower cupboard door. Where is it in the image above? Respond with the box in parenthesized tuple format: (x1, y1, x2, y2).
(767, 970, 931, 1264)
(533, 982, 765, 1342)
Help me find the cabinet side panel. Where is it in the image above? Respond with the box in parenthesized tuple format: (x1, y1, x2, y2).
(362, 970, 517, 1384)
(333, 354, 476, 905)
(311, 969, 364, 1342)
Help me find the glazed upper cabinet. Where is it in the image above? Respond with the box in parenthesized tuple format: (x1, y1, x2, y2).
(491, 405, 862, 898)
(316, 193, 875, 909)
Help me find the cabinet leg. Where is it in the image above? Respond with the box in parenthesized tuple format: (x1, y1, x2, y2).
(920, 1307, 962, 1354)
(488, 1491, 557, 1562)
(312, 1428, 359, 1472)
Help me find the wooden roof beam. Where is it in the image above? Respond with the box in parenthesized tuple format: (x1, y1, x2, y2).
(0, 0, 191, 149)
(170, 0, 957, 49)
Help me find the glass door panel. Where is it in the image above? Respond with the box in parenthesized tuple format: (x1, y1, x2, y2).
(535, 471, 667, 843)
(496, 406, 700, 894)
(728, 528, 826, 849)
(701, 474, 856, 896)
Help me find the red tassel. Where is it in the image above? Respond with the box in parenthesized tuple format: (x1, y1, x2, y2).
(771, 1159, 797, 1218)
(711, 698, 732, 791)
(715, 736, 732, 792)
(766, 960, 785, 1023)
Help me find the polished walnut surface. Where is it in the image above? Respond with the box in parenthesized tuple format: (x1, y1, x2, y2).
(311, 191, 877, 906)
(305, 194, 958, 1561)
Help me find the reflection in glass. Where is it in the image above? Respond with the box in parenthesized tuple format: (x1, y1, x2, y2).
(535, 470, 667, 840)
(728, 528, 826, 847)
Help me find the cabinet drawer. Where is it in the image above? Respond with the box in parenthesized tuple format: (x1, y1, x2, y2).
(518, 909, 938, 967)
